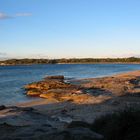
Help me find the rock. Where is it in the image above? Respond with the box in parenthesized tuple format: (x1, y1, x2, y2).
(47, 127, 104, 140)
(25, 80, 73, 91)
(26, 90, 42, 96)
(39, 92, 73, 101)
(25, 81, 50, 90)
(0, 105, 6, 110)
(61, 109, 68, 114)
(58, 116, 73, 123)
(25, 72, 140, 106)
(80, 75, 140, 96)
(21, 107, 34, 111)
(108, 100, 120, 106)
(0, 105, 104, 140)
(45, 75, 64, 81)
(67, 121, 91, 128)
(25, 74, 81, 101)
(25, 78, 76, 97)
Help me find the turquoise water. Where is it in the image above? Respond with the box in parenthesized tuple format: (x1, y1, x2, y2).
(0, 64, 140, 105)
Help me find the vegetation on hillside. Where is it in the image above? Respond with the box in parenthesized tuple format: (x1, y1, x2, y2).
(0, 57, 140, 65)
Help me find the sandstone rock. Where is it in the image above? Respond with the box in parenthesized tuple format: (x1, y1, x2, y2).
(25, 76, 76, 97)
(27, 81, 73, 91)
(25, 72, 140, 105)
(81, 75, 140, 96)
(26, 90, 42, 96)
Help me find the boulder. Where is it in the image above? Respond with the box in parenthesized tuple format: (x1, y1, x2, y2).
(25, 75, 78, 97)
(45, 75, 64, 81)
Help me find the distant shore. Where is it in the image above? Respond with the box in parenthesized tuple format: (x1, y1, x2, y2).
(1, 62, 140, 66)
(1, 57, 140, 65)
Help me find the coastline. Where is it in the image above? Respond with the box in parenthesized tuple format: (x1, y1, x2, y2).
(0, 70, 140, 139)
(18, 70, 140, 107)
(1, 57, 140, 66)
(1, 62, 140, 66)
(1, 70, 140, 112)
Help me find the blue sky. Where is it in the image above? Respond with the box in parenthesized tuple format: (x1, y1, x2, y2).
(0, 0, 140, 59)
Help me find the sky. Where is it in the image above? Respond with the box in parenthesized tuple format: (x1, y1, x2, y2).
(0, 0, 140, 59)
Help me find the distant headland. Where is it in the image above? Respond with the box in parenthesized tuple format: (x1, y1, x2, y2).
(0, 57, 140, 65)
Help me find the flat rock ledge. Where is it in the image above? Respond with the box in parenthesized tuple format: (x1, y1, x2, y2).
(25, 72, 140, 104)
(25, 75, 111, 104)
(0, 105, 103, 140)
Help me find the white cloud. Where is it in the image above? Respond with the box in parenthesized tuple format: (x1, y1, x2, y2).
(0, 12, 11, 19)
(0, 12, 32, 20)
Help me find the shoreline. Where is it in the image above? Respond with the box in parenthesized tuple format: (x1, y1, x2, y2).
(0, 70, 140, 139)
(1, 57, 140, 66)
(1, 62, 140, 66)
(18, 70, 140, 107)
(1, 70, 140, 108)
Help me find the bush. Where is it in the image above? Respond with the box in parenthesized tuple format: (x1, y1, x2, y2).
(91, 109, 140, 140)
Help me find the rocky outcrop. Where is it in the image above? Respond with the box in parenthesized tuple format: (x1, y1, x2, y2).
(25, 75, 77, 97)
(77, 73, 140, 96)
(0, 105, 103, 140)
(44, 75, 64, 81)
(25, 73, 140, 103)
(25, 75, 112, 104)
(1, 105, 140, 140)
(25, 75, 87, 101)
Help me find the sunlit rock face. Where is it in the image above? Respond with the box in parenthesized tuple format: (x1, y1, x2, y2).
(24, 75, 112, 104)
(25, 72, 140, 104)
(25, 75, 76, 96)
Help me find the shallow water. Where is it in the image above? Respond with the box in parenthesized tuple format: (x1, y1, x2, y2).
(0, 64, 140, 105)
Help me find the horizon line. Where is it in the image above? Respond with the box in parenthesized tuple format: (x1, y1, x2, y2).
(0, 56, 139, 61)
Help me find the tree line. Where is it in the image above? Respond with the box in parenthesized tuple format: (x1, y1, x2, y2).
(0, 57, 140, 65)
